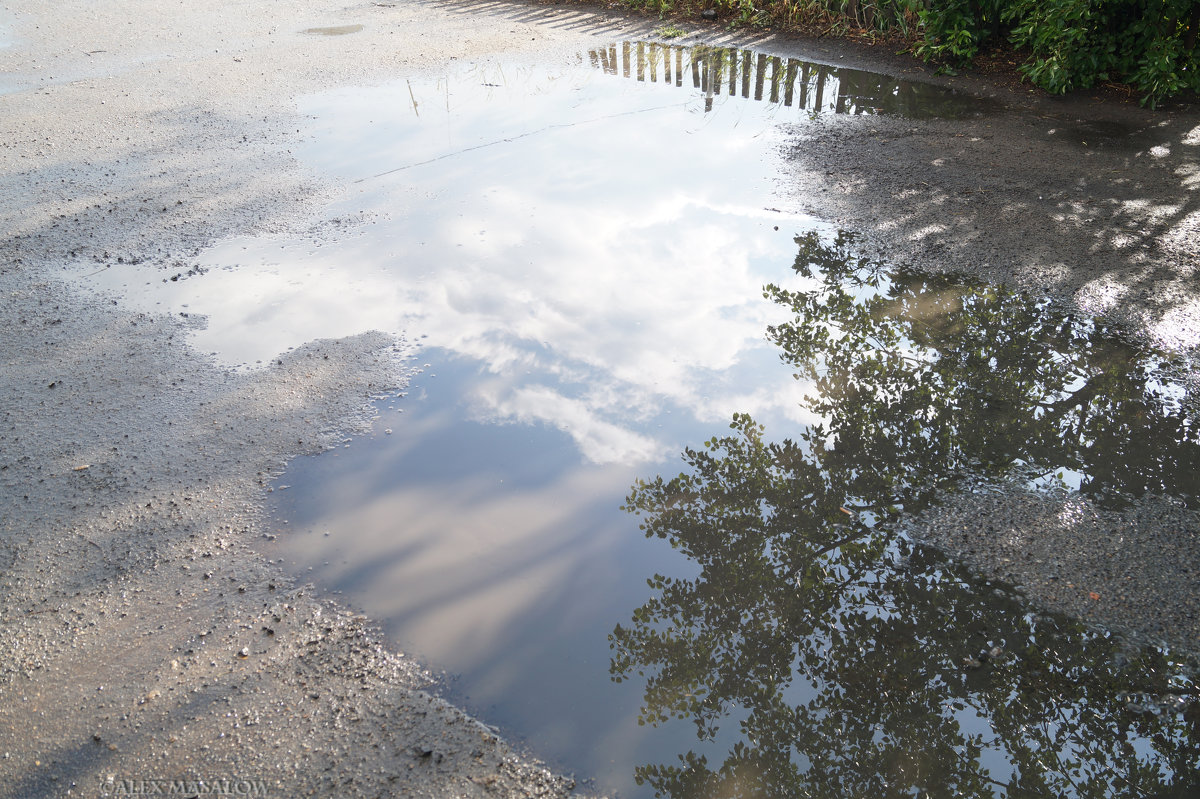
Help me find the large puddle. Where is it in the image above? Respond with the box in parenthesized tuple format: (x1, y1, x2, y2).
(268, 233, 1200, 796)
(79, 41, 1198, 797)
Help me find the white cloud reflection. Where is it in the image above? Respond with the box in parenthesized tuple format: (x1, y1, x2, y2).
(85, 58, 828, 466)
(473, 382, 668, 465)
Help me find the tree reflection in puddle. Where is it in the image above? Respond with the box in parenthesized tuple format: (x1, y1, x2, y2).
(614, 233, 1200, 797)
(766, 232, 1200, 509)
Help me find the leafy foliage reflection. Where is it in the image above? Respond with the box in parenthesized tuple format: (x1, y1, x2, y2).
(764, 231, 1200, 510)
(612, 234, 1200, 797)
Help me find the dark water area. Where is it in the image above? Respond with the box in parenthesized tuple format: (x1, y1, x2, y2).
(765, 232, 1200, 512)
(76, 36, 1197, 797)
(587, 41, 997, 119)
(608, 234, 1200, 797)
(269, 232, 1200, 797)
(267, 356, 726, 793)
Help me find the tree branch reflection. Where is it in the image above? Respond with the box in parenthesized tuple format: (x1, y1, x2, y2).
(765, 231, 1200, 509)
(612, 233, 1200, 797)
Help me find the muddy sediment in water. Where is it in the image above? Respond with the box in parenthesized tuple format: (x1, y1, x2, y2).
(776, 45, 1200, 656)
(781, 83, 1200, 352)
(2, 0, 1199, 796)
(907, 488, 1200, 655)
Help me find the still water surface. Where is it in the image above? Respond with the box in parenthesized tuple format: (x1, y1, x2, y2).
(81, 42, 1197, 797)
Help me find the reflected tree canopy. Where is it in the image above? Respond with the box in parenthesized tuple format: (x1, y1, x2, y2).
(612, 234, 1200, 797)
(764, 231, 1200, 510)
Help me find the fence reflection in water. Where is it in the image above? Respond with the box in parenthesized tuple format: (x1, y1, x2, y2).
(588, 40, 987, 118)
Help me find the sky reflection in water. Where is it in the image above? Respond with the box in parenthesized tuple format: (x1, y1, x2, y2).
(78, 42, 1197, 798)
(244, 44, 859, 794)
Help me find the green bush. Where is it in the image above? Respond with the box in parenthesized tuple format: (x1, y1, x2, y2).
(631, 0, 1198, 104)
(918, 0, 1200, 105)
(914, 0, 1005, 63)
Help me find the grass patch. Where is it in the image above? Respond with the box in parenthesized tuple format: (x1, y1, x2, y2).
(624, 0, 922, 43)
(654, 23, 689, 38)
